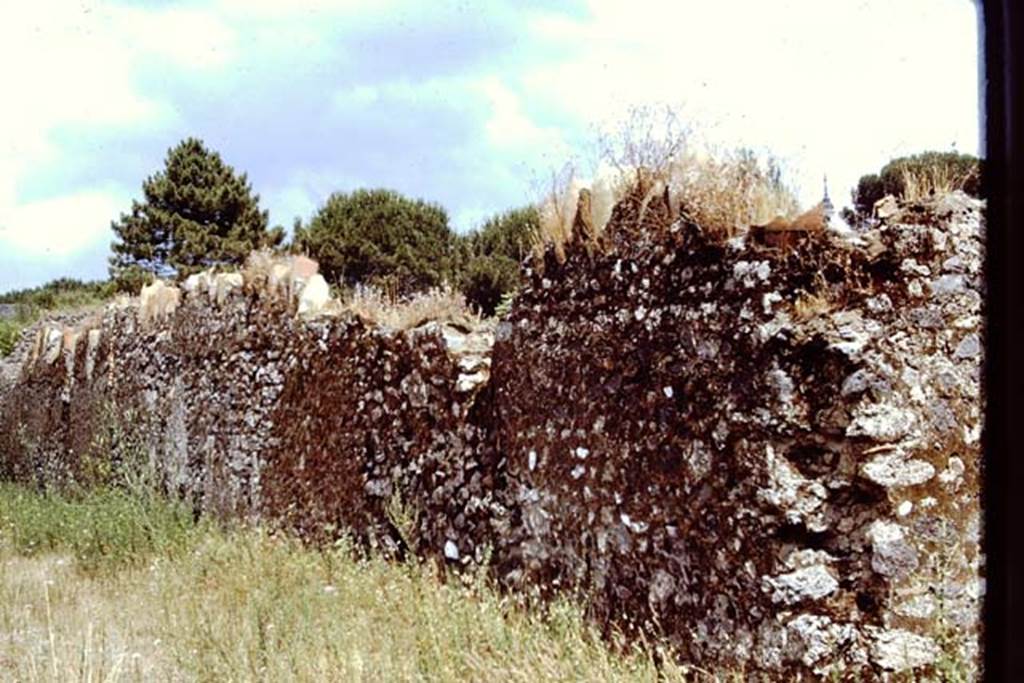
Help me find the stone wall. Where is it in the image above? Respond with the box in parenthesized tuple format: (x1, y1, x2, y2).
(0, 191, 983, 679)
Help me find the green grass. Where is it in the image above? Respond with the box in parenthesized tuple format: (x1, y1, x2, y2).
(0, 482, 707, 682)
(0, 483, 202, 575)
(0, 278, 116, 357)
(0, 319, 23, 357)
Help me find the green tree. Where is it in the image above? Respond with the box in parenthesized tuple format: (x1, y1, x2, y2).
(457, 206, 538, 316)
(464, 206, 538, 263)
(109, 138, 283, 285)
(293, 189, 457, 295)
(852, 173, 885, 217)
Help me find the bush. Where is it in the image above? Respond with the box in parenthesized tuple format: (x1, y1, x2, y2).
(0, 277, 113, 309)
(0, 279, 118, 356)
(0, 320, 21, 357)
(294, 189, 458, 296)
(108, 265, 154, 295)
(457, 206, 538, 315)
(852, 173, 885, 217)
(459, 255, 520, 317)
(465, 206, 539, 263)
(852, 151, 981, 218)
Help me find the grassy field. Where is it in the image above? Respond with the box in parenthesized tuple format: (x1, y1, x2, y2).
(0, 482, 708, 682)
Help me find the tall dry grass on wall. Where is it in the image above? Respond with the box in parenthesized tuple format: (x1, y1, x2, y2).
(899, 159, 980, 202)
(534, 106, 801, 254)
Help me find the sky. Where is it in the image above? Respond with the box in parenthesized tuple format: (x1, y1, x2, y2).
(0, 0, 982, 292)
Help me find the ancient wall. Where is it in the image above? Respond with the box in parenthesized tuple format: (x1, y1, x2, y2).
(0, 191, 983, 679)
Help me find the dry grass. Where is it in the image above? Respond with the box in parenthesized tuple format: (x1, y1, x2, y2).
(664, 148, 801, 239)
(0, 483, 723, 682)
(341, 284, 479, 331)
(899, 163, 979, 202)
(792, 291, 833, 321)
(534, 106, 800, 254)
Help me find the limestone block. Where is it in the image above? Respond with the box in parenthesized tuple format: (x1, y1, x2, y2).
(297, 274, 331, 316)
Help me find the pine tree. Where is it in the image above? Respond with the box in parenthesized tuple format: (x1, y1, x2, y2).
(293, 189, 457, 296)
(109, 138, 283, 284)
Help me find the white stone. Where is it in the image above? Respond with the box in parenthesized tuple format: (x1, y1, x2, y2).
(758, 445, 828, 531)
(867, 520, 918, 577)
(456, 371, 488, 393)
(861, 451, 935, 488)
(84, 328, 102, 380)
(938, 456, 965, 485)
(763, 565, 839, 605)
(213, 272, 244, 305)
(139, 280, 182, 326)
(870, 629, 940, 671)
(761, 291, 782, 315)
(42, 327, 63, 364)
(298, 274, 331, 316)
(443, 540, 460, 560)
(648, 569, 676, 604)
(847, 402, 916, 442)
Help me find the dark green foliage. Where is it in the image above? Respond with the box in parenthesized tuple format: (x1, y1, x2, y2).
(107, 266, 154, 295)
(109, 138, 283, 284)
(293, 189, 458, 296)
(460, 255, 521, 317)
(839, 206, 859, 228)
(852, 173, 885, 217)
(852, 151, 981, 219)
(457, 206, 538, 315)
(463, 206, 539, 263)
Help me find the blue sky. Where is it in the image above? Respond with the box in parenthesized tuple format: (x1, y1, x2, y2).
(0, 0, 981, 291)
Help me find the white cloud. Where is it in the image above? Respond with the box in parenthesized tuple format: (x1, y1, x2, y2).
(478, 77, 568, 154)
(520, 0, 980, 208)
(0, 0, 982, 291)
(0, 0, 240, 283)
(0, 185, 127, 258)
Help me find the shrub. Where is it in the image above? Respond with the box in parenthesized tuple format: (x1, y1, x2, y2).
(0, 278, 112, 309)
(341, 284, 476, 331)
(459, 255, 520, 317)
(465, 206, 538, 263)
(852, 151, 981, 219)
(457, 206, 538, 315)
(852, 173, 885, 217)
(0, 483, 201, 574)
(0, 320, 21, 357)
(294, 189, 458, 296)
(0, 279, 118, 356)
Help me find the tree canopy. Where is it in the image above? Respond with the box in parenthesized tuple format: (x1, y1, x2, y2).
(109, 138, 283, 285)
(457, 206, 538, 315)
(293, 188, 458, 296)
